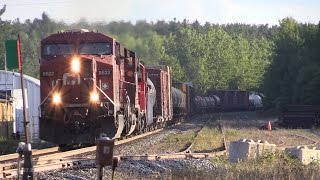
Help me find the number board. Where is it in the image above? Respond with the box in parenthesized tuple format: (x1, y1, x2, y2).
(98, 69, 112, 76)
(42, 71, 54, 77)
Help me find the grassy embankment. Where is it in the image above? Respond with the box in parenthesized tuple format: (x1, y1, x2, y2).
(160, 118, 320, 179)
(170, 152, 320, 179)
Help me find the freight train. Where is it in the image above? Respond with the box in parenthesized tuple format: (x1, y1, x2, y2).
(39, 29, 194, 147)
(206, 90, 263, 112)
(39, 29, 264, 147)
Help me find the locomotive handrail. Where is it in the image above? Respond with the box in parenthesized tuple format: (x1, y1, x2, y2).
(38, 79, 61, 117)
(119, 79, 136, 86)
(96, 85, 115, 105)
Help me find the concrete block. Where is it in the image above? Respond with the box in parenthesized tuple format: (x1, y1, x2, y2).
(257, 140, 276, 156)
(229, 139, 276, 162)
(285, 146, 302, 157)
(285, 146, 320, 165)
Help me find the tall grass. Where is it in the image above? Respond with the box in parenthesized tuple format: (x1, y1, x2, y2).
(191, 125, 223, 152)
(170, 152, 320, 180)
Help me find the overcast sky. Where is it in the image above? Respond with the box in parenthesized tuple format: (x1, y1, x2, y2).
(0, 0, 319, 25)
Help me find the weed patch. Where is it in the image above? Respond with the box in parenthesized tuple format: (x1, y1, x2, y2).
(0, 137, 19, 155)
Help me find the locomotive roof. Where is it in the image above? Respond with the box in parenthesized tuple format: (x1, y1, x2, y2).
(41, 30, 114, 43)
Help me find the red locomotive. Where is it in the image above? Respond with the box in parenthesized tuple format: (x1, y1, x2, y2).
(39, 29, 190, 147)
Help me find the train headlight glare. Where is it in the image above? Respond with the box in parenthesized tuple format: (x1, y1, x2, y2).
(53, 93, 61, 104)
(90, 92, 99, 102)
(71, 57, 80, 73)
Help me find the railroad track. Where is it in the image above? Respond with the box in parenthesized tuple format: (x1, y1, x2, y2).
(115, 115, 227, 165)
(1, 114, 227, 179)
(262, 131, 318, 150)
(181, 121, 210, 153)
(118, 151, 226, 161)
(2, 151, 227, 179)
(0, 147, 59, 163)
(1, 129, 163, 179)
(181, 115, 227, 153)
(1, 114, 225, 179)
(279, 133, 318, 148)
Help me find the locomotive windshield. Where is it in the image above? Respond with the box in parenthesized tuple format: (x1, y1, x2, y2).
(79, 42, 112, 55)
(43, 44, 75, 55)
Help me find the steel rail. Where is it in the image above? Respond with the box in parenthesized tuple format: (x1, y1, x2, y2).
(0, 147, 59, 162)
(2, 151, 226, 179)
(1, 129, 163, 179)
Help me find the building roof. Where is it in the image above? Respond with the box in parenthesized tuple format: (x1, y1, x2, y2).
(0, 70, 40, 86)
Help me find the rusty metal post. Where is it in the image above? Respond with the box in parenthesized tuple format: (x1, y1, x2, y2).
(18, 34, 33, 179)
(16, 142, 24, 180)
(111, 157, 118, 180)
(97, 165, 103, 180)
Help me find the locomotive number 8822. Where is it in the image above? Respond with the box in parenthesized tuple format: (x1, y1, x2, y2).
(39, 29, 189, 147)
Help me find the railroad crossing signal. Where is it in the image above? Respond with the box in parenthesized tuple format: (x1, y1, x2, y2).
(6, 36, 33, 179)
(96, 135, 117, 180)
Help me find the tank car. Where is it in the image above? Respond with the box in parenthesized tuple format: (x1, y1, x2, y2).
(39, 29, 150, 146)
(249, 94, 263, 110)
(172, 82, 195, 118)
(194, 95, 215, 113)
(211, 95, 221, 111)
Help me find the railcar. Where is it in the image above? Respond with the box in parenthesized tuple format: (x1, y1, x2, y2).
(280, 105, 320, 128)
(194, 96, 216, 113)
(40, 29, 148, 145)
(207, 90, 250, 111)
(249, 94, 263, 110)
(39, 29, 188, 146)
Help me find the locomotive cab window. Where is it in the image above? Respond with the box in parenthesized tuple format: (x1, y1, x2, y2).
(79, 42, 112, 55)
(43, 44, 75, 55)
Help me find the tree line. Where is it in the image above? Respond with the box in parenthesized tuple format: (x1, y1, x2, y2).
(0, 12, 319, 111)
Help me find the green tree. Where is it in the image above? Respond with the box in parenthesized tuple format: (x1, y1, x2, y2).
(263, 18, 304, 110)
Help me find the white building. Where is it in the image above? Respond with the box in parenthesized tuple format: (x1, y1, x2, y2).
(0, 70, 40, 143)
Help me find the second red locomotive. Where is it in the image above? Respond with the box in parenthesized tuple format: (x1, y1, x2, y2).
(39, 29, 190, 146)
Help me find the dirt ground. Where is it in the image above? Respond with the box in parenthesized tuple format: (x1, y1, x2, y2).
(217, 111, 320, 149)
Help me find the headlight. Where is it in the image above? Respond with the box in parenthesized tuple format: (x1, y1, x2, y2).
(71, 57, 80, 73)
(90, 91, 99, 102)
(53, 93, 61, 104)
